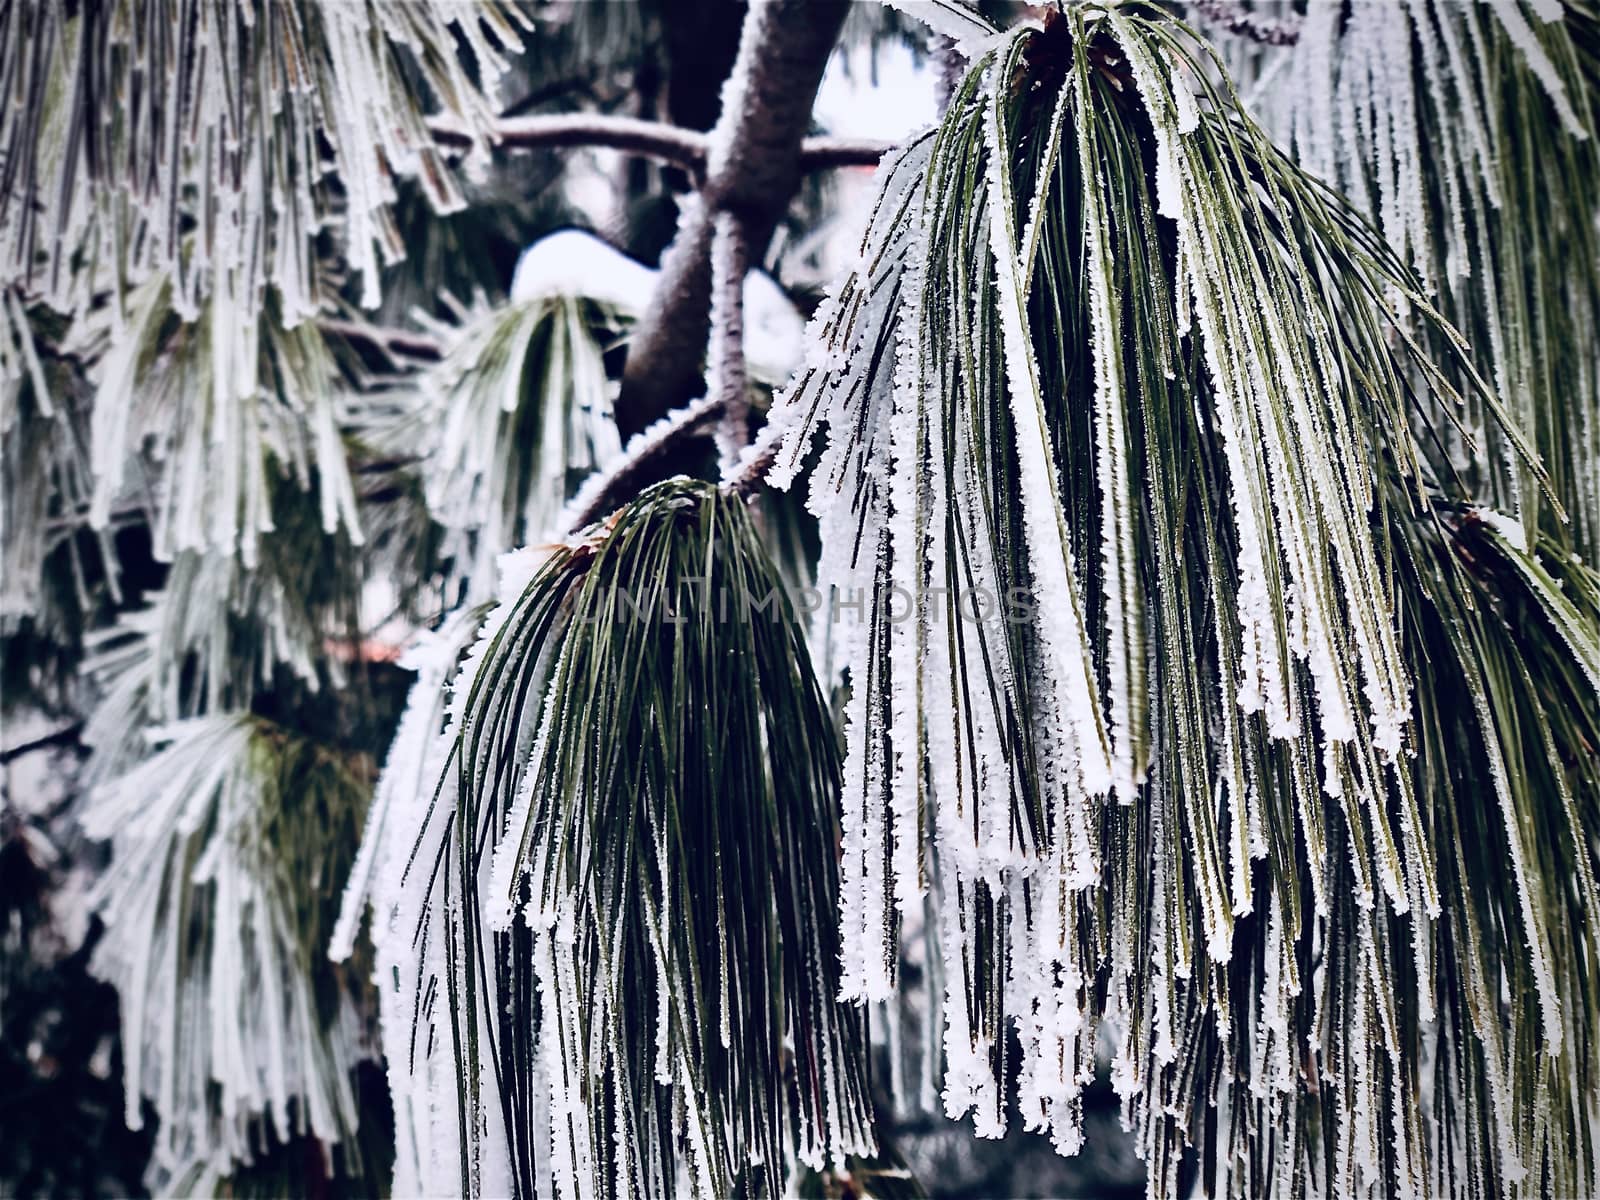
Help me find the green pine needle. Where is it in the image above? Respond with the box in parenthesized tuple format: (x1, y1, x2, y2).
(376, 478, 875, 1198)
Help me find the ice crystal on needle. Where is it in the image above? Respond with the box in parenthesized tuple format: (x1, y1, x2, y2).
(0, 0, 521, 323)
(82, 716, 372, 1185)
(0, 0, 524, 640)
(766, 7, 1600, 1197)
(1238, 0, 1600, 558)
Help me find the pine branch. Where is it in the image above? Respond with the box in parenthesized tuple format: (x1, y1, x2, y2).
(430, 112, 888, 176)
(615, 0, 853, 437)
(83, 716, 373, 1176)
(435, 478, 874, 1197)
(762, 11, 1600, 1193)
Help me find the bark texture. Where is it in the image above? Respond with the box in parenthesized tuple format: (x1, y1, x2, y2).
(615, 0, 851, 436)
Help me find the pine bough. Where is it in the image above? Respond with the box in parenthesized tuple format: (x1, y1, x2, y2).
(82, 715, 373, 1188)
(336, 479, 875, 1198)
(766, 6, 1600, 1197)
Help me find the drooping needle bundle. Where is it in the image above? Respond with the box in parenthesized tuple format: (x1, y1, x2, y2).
(340, 477, 875, 1198)
(767, 7, 1600, 1196)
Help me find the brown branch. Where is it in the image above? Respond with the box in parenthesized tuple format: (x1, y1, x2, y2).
(319, 318, 444, 363)
(433, 112, 709, 171)
(561, 390, 785, 535)
(615, 0, 852, 439)
(797, 136, 893, 170)
(724, 413, 788, 500)
(430, 113, 888, 177)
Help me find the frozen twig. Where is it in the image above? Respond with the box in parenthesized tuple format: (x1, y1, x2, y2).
(707, 213, 751, 475)
(723, 414, 789, 500)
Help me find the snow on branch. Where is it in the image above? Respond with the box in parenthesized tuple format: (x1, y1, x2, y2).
(707, 213, 751, 475)
(556, 395, 724, 536)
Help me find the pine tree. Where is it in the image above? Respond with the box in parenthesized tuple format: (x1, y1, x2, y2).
(2, 1, 1597, 1197)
